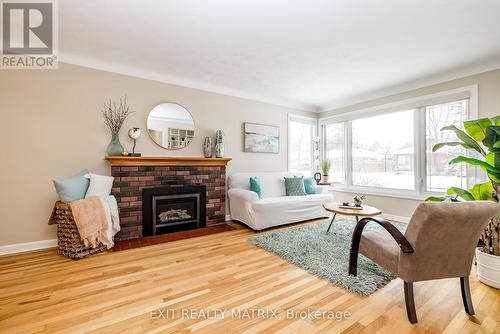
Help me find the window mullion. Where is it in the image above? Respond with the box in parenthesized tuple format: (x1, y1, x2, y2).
(346, 121, 353, 187)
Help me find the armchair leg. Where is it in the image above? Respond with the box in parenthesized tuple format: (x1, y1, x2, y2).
(404, 281, 418, 324)
(460, 277, 475, 316)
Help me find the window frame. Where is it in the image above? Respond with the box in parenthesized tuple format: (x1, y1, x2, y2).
(287, 114, 318, 176)
(319, 85, 478, 200)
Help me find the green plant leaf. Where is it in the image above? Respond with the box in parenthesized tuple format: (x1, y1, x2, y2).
(486, 151, 500, 170)
(449, 155, 500, 174)
(483, 126, 500, 150)
(464, 118, 492, 141)
(490, 115, 500, 126)
(469, 182, 494, 201)
(425, 196, 445, 202)
(440, 125, 486, 156)
(432, 142, 480, 152)
(447, 187, 475, 201)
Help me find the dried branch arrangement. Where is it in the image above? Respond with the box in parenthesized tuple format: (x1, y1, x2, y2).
(102, 96, 135, 134)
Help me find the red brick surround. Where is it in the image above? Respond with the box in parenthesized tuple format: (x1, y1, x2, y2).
(110, 164, 228, 240)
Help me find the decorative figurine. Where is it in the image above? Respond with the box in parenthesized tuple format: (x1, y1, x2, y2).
(127, 127, 142, 157)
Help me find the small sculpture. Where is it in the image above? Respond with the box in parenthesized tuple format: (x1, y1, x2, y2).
(127, 127, 142, 157)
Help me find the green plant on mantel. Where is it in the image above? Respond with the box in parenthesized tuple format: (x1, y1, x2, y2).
(321, 159, 331, 176)
(426, 115, 500, 256)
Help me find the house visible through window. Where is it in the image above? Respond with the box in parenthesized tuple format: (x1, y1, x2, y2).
(352, 110, 415, 190)
(319, 87, 476, 197)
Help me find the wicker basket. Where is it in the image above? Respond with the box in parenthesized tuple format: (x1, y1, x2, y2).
(49, 201, 107, 259)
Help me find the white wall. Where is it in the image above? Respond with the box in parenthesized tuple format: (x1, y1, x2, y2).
(0, 63, 314, 246)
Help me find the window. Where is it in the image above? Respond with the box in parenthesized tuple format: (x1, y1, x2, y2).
(288, 115, 317, 176)
(324, 122, 346, 184)
(425, 100, 468, 192)
(319, 86, 477, 198)
(352, 110, 415, 190)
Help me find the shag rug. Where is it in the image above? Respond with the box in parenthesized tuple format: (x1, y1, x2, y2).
(249, 218, 406, 295)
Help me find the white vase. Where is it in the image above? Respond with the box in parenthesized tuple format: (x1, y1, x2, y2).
(476, 247, 500, 289)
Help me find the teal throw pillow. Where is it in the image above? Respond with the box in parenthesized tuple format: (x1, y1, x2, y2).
(249, 176, 262, 199)
(53, 169, 90, 203)
(284, 176, 306, 196)
(303, 177, 316, 194)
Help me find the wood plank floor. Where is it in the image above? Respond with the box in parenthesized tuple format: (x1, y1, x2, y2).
(1, 220, 499, 334)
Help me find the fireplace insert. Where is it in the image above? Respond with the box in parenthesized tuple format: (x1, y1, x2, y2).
(142, 185, 206, 236)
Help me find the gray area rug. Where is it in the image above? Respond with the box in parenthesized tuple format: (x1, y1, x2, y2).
(249, 218, 406, 295)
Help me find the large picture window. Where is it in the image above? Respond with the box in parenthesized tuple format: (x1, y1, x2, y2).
(352, 110, 415, 190)
(320, 87, 477, 198)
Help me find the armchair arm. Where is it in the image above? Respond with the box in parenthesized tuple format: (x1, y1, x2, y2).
(349, 216, 413, 276)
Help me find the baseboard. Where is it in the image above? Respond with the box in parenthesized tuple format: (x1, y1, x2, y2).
(381, 213, 411, 224)
(0, 239, 57, 256)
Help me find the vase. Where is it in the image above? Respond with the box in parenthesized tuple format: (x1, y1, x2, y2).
(203, 137, 213, 158)
(215, 130, 224, 143)
(215, 130, 224, 158)
(322, 175, 329, 183)
(215, 142, 224, 158)
(106, 133, 124, 156)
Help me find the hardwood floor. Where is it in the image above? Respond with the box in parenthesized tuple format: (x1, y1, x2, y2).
(1, 220, 499, 333)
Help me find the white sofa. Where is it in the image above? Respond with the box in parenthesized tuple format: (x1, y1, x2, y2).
(228, 172, 333, 230)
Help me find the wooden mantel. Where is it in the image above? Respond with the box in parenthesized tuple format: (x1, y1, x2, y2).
(105, 156, 232, 167)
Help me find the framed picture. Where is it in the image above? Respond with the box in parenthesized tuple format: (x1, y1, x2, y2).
(244, 122, 280, 153)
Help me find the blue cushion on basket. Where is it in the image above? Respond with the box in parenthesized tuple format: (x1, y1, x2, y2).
(53, 169, 90, 203)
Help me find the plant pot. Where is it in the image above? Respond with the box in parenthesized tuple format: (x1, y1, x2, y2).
(476, 247, 500, 289)
(322, 175, 329, 183)
(106, 133, 124, 156)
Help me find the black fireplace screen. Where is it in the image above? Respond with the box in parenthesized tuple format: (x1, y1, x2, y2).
(143, 185, 206, 236)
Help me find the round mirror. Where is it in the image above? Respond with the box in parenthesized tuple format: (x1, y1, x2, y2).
(146, 103, 195, 150)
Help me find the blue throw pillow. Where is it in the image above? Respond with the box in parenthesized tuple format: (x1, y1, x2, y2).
(53, 169, 90, 203)
(249, 176, 262, 199)
(303, 177, 316, 194)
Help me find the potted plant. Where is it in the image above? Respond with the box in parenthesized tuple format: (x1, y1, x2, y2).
(427, 115, 500, 288)
(353, 195, 366, 207)
(321, 159, 331, 183)
(102, 96, 134, 156)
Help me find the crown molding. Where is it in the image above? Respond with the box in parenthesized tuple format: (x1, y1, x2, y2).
(58, 52, 315, 112)
(318, 58, 500, 113)
(59, 52, 500, 115)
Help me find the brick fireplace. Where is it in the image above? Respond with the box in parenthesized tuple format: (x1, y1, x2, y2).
(106, 156, 232, 240)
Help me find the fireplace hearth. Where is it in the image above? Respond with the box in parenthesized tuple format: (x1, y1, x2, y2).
(143, 185, 206, 236)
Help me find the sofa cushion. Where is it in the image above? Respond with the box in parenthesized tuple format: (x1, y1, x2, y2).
(228, 172, 303, 198)
(303, 177, 316, 194)
(249, 176, 262, 198)
(284, 177, 306, 196)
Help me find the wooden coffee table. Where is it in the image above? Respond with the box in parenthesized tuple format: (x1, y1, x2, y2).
(323, 202, 382, 233)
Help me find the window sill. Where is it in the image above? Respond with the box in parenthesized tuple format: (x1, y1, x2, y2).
(327, 186, 433, 201)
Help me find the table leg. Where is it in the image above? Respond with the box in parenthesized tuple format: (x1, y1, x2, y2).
(326, 213, 337, 233)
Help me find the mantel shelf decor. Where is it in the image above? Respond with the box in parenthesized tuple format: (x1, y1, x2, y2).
(105, 156, 232, 167)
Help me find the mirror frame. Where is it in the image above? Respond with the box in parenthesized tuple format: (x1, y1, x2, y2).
(146, 102, 196, 150)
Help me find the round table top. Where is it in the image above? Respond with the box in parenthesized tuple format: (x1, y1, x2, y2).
(323, 202, 382, 216)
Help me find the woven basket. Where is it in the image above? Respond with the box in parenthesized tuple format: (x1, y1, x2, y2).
(49, 201, 107, 259)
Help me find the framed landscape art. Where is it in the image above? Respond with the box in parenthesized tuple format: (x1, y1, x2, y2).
(244, 122, 280, 153)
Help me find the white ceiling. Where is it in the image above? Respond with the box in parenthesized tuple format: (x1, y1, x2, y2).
(59, 0, 500, 112)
